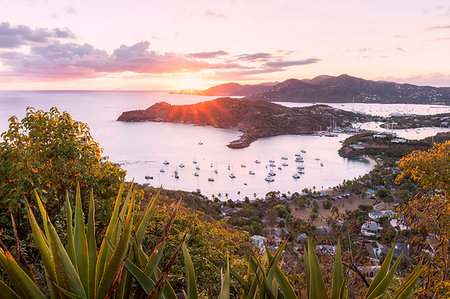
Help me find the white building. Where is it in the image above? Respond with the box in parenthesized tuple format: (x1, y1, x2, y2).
(251, 235, 266, 252)
(361, 221, 383, 236)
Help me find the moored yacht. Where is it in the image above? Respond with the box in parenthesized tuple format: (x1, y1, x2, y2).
(265, 176, 274, 182)
(295, 157, 304, 162)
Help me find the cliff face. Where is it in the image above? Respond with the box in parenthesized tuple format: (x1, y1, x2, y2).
(118, 98, 371, 148)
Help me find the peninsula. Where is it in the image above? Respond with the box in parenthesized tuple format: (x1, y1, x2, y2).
(117, 97, 372, 148)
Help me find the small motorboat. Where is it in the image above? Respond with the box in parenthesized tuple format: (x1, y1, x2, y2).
(268, 170, 276, 176)
(208, 178, 215, 182)
(145, 176, 153, 180)
(254, 160, 261, 164)
(179, 164, 185, 168)
(160, 169, 165, 173)
(229, 173, 236, 179)
(292, 173, 300, 179)
(249, 171, 255, 175)
(163, 160, 169, 165)
(193, 172, 199, 177)
(265, 176, 274, 182)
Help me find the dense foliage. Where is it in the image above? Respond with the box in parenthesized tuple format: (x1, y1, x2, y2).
(0, 107, 125, 232)
(396, 141, 450, 297)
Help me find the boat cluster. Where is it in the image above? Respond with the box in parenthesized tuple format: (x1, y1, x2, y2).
(144, 149, 317, 184)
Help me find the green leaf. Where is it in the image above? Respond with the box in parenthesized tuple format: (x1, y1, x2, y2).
(331, 240, 343, 299)
(306, 238, 328, 299)
(24, 200, 60, 298)
(46, 216, 86, 298)
(74, 183, 89, 294)
(87, 188, 98, 299)
(394, 257, 425, 299)
(366, 242, 396, 297)
(135, 189, 160, 245)
(219, 256, 230, 299)
(274, 266, 298, 299)
(367, 252, 403, 299)
(124, 258, 156, 294)
(182, 241, 198, 299)
(65, 192, 76, 266)
(95, 182, 126, 288)
(0, 250, 46, 299)
(0, 279, 20, 299)
(97, 191, 135, 299)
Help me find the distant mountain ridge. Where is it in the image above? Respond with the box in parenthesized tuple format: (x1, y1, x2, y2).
(171, 74, 450, 104)
(169, 82, 274, 96)
(250, 74, 450, 104)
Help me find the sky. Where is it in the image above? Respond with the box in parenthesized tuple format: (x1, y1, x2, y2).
(0, 0, 449, 90)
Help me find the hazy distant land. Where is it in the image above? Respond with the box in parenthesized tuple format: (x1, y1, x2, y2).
(170, 74, 450, 105)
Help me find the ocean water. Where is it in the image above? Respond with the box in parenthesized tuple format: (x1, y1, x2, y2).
(0, 91, 448, 199)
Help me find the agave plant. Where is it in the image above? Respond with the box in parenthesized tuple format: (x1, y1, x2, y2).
(303, 238, 425, 299)
(0, 183, 186, 298)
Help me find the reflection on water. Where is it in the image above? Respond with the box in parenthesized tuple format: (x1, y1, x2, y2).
(0, 91, 447, 199)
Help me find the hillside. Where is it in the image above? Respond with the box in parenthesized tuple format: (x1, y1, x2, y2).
(169, 82, 274, 96)
(117, 97, 372, 148)
(249, 74, 450, 104)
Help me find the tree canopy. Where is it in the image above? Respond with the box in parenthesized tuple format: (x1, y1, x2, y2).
(396, 140, 450, 297)
(0, 107, 125, 229)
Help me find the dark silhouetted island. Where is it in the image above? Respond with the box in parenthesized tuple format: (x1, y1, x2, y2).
(117, 97, 373, 148)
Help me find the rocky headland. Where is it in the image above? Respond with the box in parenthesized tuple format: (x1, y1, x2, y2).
(117, 97, 373, 148)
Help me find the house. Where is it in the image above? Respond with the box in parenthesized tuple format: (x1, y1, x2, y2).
(368, 211, 385, 221)
(220, 206, 236, 217)
(251, 235, 266, 252)
(276, 217, 286, 224)
(350, 144, 365, 150)
(380, 243, 409, 259)
(391, 138, 406, 143)
(366, 189, 376, 195)
(380, 210, 395, 218)
(373, 134, 387, 138)
(296, 233, 307, 242)
(390, 218, 409, 231)
(274, 228, 289, 237)
(361, 221, 383, 236)
(315, 245, 337, 255)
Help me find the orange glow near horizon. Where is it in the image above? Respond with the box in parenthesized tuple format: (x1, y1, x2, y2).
(0, 0, 449, 89)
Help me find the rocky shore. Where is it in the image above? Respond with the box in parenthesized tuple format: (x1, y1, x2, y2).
(117, 97, 372, 148)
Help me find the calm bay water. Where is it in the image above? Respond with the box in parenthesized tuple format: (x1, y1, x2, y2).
(0, 91, 448, 199)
